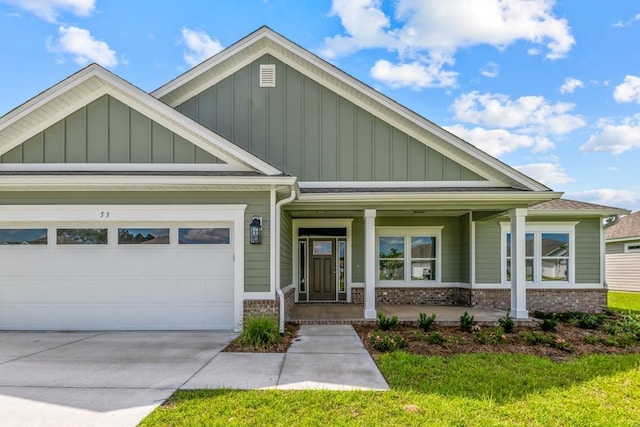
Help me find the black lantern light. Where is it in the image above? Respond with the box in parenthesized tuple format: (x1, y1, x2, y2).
(249, 216, 262, 244)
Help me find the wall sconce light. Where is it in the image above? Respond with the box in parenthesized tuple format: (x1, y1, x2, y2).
(249, 216, 262, 244)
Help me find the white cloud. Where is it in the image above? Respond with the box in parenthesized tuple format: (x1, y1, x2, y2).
(323, 0, 574, 89)
(513, 162, 574, 186)
(559, 77, 584, 94)
(371, 58, 457, 89)
(480, 61, 499, 78)
(451, 91, 585, 135)
(1, 0, 95, 23)
(445, 124, 553, 157)
(565, 189, 639, 208)
(181, 28, 224, 67)
(613, 75, 640, 103)
(46, 25, 118, 67)
(580, 114, 640, 154)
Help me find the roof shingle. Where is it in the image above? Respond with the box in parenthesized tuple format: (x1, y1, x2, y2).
(605, 211, 640, 240)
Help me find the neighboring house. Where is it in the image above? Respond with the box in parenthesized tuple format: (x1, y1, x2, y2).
(605, 211, 640, 292)
(0, 27, 628, 331)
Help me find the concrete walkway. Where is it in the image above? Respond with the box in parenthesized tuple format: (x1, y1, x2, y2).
(183, 324, 388, 391)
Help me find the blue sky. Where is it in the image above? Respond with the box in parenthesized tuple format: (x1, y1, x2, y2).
(1, 0, 639, 211)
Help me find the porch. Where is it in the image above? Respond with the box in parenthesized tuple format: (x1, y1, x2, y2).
(288, 304, 521, 326)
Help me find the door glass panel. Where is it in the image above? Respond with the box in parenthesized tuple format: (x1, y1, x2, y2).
(0, 229, 47, 245)
(312, 241, 332, 255)
(118, 228, 169, 245)
(178, 228, 230, 244)
(339, 240, 346, 293)
(57, 228, 108, 245)
(299, 241, 307, 293)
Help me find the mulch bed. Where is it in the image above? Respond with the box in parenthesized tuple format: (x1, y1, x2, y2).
(223, 322, 300, 353)
(354, 323, 640, 361)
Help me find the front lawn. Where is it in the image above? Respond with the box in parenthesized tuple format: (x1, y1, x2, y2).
(609, 291, 640, 314)
(141, 352, 640, 426)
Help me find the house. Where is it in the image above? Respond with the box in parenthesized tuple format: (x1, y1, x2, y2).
(0, 27, 628, 332)
(605, 211, 640, 293)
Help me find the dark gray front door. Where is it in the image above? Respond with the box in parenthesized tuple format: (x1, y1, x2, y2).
(309, 239, 336, 300)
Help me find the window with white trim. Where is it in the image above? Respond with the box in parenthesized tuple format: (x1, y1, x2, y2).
(501, 223, 576, 285)
(377, 226, 442, 283)
(625, 242, 640, 253)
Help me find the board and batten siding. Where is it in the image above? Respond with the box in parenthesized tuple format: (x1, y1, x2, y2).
(176, 54, 485, 183)
(0, 95, 222, 164)
(606, 240, 640, 292)
(474, 217, 602, 285)
(0, 191, 271, 293)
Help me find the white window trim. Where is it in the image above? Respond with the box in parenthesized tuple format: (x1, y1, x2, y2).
(500, 222, 577, 286)
(624, 242, 640, 253)
(376, 226, 443, 286)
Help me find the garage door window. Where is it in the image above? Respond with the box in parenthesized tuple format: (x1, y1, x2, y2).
(118, 228, 170, 245)
(57, 228, 108, 245)
(179, 228, 230, 245)
(0, 228, 48, 245)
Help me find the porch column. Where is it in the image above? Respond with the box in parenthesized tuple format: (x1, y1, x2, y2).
(510, 208, 528, 319)
(364, 209, 377, 319)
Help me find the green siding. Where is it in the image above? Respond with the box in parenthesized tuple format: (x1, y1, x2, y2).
(474, 220, 502, 284)
(176, 54, 486, 182)
(0, 191, 271, 292)
(280, 209, 293, 288)
(0, 95, 222, 165)
(352, 217, 365, 282)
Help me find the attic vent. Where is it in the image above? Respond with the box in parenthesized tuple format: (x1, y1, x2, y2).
(260, 64, 276, 87)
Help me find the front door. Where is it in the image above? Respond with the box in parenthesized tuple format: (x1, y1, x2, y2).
(309, 239, 336, 300)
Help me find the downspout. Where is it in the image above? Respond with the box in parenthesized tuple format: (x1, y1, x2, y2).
(274, 187, 297, 334)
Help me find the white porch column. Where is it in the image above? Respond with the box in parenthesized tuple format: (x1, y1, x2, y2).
(510, 208, 528, 319)
(364, 209, 377, 319)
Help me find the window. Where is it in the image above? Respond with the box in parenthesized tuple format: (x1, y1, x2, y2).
(57, 228, 108, 245)
(502, 223, 576, 285)
(339, 240, 346, 293)
(178, 228, 230, 244)
(0, 228, 47, 245)
(118, 228, 169, 245)
(377, 227, 442, 283)
(625, 242, 640, 253)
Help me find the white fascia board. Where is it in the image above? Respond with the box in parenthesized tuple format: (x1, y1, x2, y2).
(0, 65, 283, 177)
(297, 191, 562, 204)
(0, 163, 252, 172)
(606, 236, 640, 244)
(528, 208, 630, 217)
(300, 181, 501, 189)
(0, 174, 297, 191)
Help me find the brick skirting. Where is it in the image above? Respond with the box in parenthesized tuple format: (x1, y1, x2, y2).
(351, 286, 607, 313)
(243, 287, 296, 322)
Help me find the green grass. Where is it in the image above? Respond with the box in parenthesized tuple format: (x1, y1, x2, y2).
(141, 352, 640, 426)
(609, 291, 640, 314)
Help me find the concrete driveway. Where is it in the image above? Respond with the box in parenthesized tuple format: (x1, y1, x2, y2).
(0, 331, 236, 426)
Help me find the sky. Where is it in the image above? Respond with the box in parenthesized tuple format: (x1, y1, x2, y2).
(1, 0, 639, 212)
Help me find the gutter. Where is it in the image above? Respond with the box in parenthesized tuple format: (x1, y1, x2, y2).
(274, 187, 297, 334)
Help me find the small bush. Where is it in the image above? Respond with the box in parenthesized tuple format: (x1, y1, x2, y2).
(417, 313, 436, 332)
(498, 309, 515, 333)
(620, 313, 640, 336)
(574, 313, 607, 330)
(369, 330, 407, 352)
(521, 331, 556, 346)
(460, 311, 477, 332)
(473, 326, 507, 345)
(538, 316, 559, 332)
(584, 334, 602, 345)
(239, 316, 281, 349)
(426, 331, 446, 345)
(377, 313, 399, 331)
(551, 337, 573, 352)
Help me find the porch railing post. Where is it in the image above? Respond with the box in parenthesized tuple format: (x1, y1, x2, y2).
(364, 209, 377, 319)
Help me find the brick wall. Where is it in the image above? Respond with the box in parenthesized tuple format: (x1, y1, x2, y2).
(283, 287, 295, 321)
(470, 288, 607, 313)
(243, 299, 279, 320)
(351, 287, 471, 305)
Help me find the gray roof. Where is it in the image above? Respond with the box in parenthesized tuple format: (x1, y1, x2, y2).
(606, 211, 640, 240)
(529, 198, 623, 211)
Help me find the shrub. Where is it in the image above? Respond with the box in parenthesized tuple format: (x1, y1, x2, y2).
(551, 337, 573, 352)
(369, 330, 407, 352)
(620, 313, 640, 336)
(377, 313, 399, 331)
(460, 311, 477, 332)
(239, 316, 281, 349)
(574, 313, 607, 330)
(426, 331, 446, 345)
(521, 331, 556, 346)
(584, 334, 602, 345)
(473, 326, 507, 345)
(498, 309, 515, 333)
(417, 313, 436, 332)
(538, 316, 559, 332)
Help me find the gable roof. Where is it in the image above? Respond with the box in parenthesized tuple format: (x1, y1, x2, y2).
(0, 64, 283, 176)
(606, 211, 640, 241)
(153, 26, 550, 192)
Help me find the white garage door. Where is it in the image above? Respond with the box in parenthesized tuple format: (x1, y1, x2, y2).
(0, 205, 245, 331)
